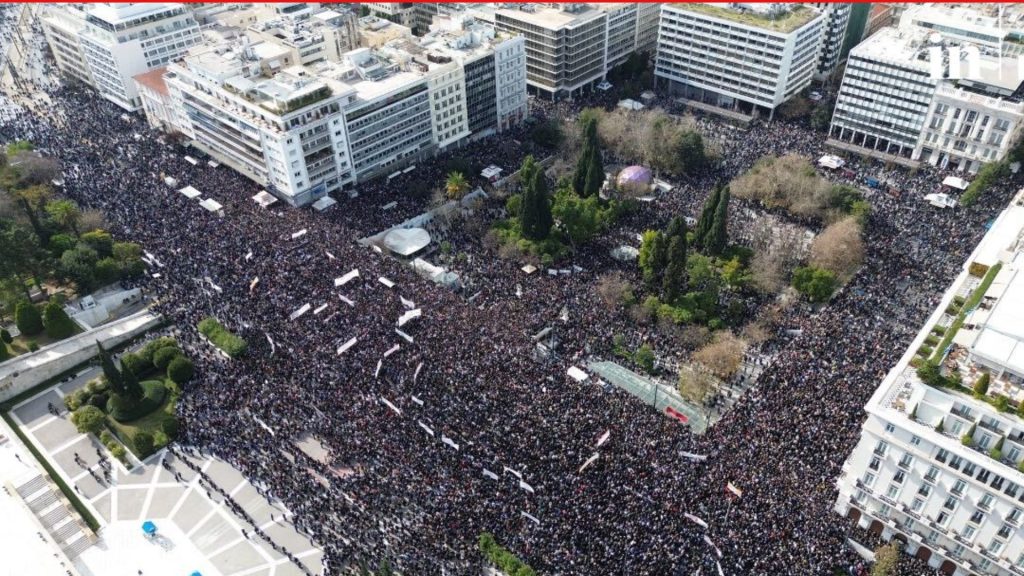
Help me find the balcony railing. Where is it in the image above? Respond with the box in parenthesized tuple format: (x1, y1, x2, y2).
(978, 419, 1003, 434)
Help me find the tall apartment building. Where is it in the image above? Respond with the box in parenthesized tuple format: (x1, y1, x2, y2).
(493, 3, 658, 100)
(829, 10, 1024, 171)
(246, 8, 359, 66)
(40, 3, 202, 111)
(835, 193, 1024, 576)
(655, 3, 825, 118)
(813, 2, 852, 79)
(148, 18, 526, 206)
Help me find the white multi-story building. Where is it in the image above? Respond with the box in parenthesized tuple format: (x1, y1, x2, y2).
(247, 8, 359, 66)
(655, 3, 825, 118)
(813, 2, 852, 79)
(836, 192, 1024, 576)
(41, 3, 202, 111)
(493, 3, 658, 100)
(147, 17, 527, 206)
(829, 11, 1024, 171)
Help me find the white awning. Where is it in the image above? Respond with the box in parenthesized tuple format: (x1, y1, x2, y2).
(179, 185, 201, 199)
(208, 160, 219, 168)
(818, 155, 845, 170)
(184, 155, 199, 166)
(567, 366, 588, 382)
(199, 198, 223, 212)
(943, 176, 969, 190)
(383, 228, 431, 256)
(312, 196, 337, 212)
(925, 193, 957, 208)
(481, 165, 503, 179)
(252, 191, 278, 208)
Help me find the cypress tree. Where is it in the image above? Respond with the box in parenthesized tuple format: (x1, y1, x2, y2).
(519, 156, 540, 239)
(530, 167, 553, 240)
(97, 341, 125, 395)
(705, 187, 730, 256)
(661, 235, 688, 304)
(43, 301, 76, 339)
(693, 185, 721, 250)
(666, 216, 686, 242)
(121, 363, 144, 400)
(573, 117, 597, 195)
(646, 232, 668, 287)
(15, 301, 43, 336)
(0, 340, 10, 361)
(583, 140, 605, 197)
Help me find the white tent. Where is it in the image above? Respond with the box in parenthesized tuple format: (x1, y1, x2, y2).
(178, 186, 201, 199)
(640, 90, 656, 102)
(164, 176, 178, 187)
(567, 366, 588, 382)
(252, 191, 278, 208)
(200, 198, 223, 212)
(521, 264, 537, 275)
(481, 165, 503, 181)
(208, 160, 220, 168)
(817, 155, 845, 170)
(618, 98, 644, 111)
(184, 155, 199, 166)
(596, 80, 612, 92)
(383, 228, 431, 256)
(943, 175, 969, 190)
(925, 193, 957, 208)
(312, 196, 337, 212)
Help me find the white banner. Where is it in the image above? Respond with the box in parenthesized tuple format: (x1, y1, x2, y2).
(253, 414, 275, 436)
(395, 329, 414, 343)
(681, 452, 707, 462)
(338, 295, 354, 307)
(336, 337, 357, 355)
(418, 421, 434, 436)
(313, 303, 329, 315)
(596, 430, 610, 447)
(250, 277, 259, 292)
(519, 479, 535, 494)
(291, 228, 307, 240)
(410, 395, 423, 406)
(442, 435, 459, 450)
(397, 309, 421, 327)
(483, 469, 499, 480)
(504, 467, 522, 479)
(289, 303, 311, 321)
(704, 535, 722, 558)
(684, 512, 708, 529)
(716, 562, 724, 576)
(265, 333, 275, 355)
(380, 397, 401, 416)
(245, 250, 253, 261)
(521, 511, 540, 525)
(578, 453, 599, 474)
(325, 251, 336, 260)
(383, 344, 400, 358)
(375, 360, 382, 378)
(400, 296, 416, 310)
(335, 269, 359, 287)
(726, 482, 743, 499)
(414, 362, 423, 383)
(378, 276, 395, 288)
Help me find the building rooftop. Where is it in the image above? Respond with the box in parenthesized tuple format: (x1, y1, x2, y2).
(494, 6, 604, 30)
(668, 3, 820, 34)
(851, 26, 932, 70)
(86, 2, 183, 26)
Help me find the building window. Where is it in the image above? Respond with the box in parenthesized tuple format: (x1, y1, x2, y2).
(943, 496, 957, 511)
(893, 471, 906, 485)
(963, 462, 977, 476)
(936, 449, 949, 463)
(998, 523, 1012, 539)
(885, 423, 896, 434)
(1009, 507, 1022, 524)
(898, 454, 913, 469)
(970, 510, 985, 525)
(918, 484, 932, 497)
(963, 525, 976, 540)
(870, 456, 882, 471)
(886, 484, 899, 499)
(925, 466, 939, 483)
(979, 493, 994, 510)
(990, 540, 1004, 555)
(912, 498, 925, 512)
(910, 435, 921, 446)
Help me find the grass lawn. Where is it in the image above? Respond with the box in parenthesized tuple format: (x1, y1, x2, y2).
(106, 379, 179, 460)
(7, 323, 84, 356)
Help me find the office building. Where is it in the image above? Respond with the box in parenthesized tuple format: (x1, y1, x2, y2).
(40, 3, 202, 111)
(246, 8, 359, 66)
(829, 9, 1024, 171)
(835, 192, 1024, 576)
(149, 17, 526, 206)
(493, 3, 658, 99)
(655, 3, 825, 118)
(813, 2, 852, 79)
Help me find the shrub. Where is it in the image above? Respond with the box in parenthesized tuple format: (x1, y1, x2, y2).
(930, 326, 946, 336)
(968, 262, 990, 278)
(0, 340, 8, 361)
(924, 335, 939, 346)
(48, 233, 76, 257)
(132, 431, 154, 457)
(961, 434, 973, 446)
(110, 444, 127, 461)
(28, 341, 39, 352)
(119, 352, 149, 378)
(197, 317, 247, 358)
(634, 344, 655, 374)
(42, 302, 76, 340)
(953, 296, 966, 307)
(70, 405, 105, 435)
(792, 266, 838, 303)
(152, 346, 181, 370)
(87, 393, 108, 409)
(973, 373, 991, 396)
(99, 430, 114, 445)
(138, 336, 177, 364)
(107, 381, 167, 422)
(478, 532, 536, 576)
(161, 417, 179, 439)
(935, 419, 944, 434)
(0, 329, 11, 343)
(167, 356, 194, 385)
(153, 430, 170, 449)
(15, 301, 43, 336)
(918, 345, 933, 357)
(994, 395, 1009, 413)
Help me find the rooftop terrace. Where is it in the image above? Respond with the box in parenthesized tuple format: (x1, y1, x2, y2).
(669, 3, 818, 34)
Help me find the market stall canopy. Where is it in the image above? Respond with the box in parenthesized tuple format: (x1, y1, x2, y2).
(178, 186, 201, 199)
(200, 198, 223, 212)
(383, 227, 430, 256)
(312, 196, 337, 212)
(925, 193, 957, 208)
(252, 191, 278, 208)
(818, 155, 845, 170)
(943, 176, 969, 190)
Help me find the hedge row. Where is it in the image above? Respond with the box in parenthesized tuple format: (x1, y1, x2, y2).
(197, 317, 247, 358)
(931, 262, 1002, 363)
(478, 532, 537, 576)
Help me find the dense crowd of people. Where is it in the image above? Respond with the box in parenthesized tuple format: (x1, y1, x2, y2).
(3, 6, 1024, 574)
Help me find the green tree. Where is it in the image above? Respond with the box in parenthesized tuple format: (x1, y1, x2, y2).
(445, 171, 469, 200)
(112, 241, 145, 278)
(97, 341, 125, 396)
(45, 199, 81, 235)
(79, 229, 113, 257)
(519, 156, 552, 241)
(871, 543, 900, 576)
(167, 356, 195, 384)
(59, 243, 99, 291)
(70, 405, 106, 435)
(674, 130, 706, 175)
(42, 301, 75, 339)
(94, 258, 121, 285)
(0, 221, 46, 296)
(573, 115, 603, 197)
(638, 230, 667, 286)
(121, 363, 144, 401)
(0, 339, 10, 361)
(583, 141, 605, 198)
(661, 235, 688, 303)
(15, 301, 43, 336)
(704, 187, 730, 256)
(132, 431, 154, 456)
(693, 185, 721, 250)
(792, 266, 838, 303)
(551, 190, 610, 246)
(634, 344, 655, 373)
(153, 346, 182, 370)
(47, 233, 76, 258)
(973, 372, 991, 396)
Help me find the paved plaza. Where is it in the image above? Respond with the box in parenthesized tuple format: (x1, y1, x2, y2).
(7, 375, 324, 576)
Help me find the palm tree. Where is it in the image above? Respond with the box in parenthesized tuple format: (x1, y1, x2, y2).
(45, 199, 80, 235)
(445, 171, 469, 200)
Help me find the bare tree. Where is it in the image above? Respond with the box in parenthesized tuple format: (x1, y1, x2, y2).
(810, 216, 864, 280)
(692, 331, 748, 379)
(595, 272, 632, 311)
(78, 209, 108, 233)
(678, 365, 717, 405)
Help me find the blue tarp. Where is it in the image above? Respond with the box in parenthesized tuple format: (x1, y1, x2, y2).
(142, 520, 157, 535)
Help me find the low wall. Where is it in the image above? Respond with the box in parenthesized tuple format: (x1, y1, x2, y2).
(0, 309, 162, 403)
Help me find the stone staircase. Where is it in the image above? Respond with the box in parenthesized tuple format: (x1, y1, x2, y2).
(16, 475, 95, 560)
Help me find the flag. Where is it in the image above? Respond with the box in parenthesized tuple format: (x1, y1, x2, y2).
(418, 421, 434, 436)
(383, 344, 400, 358)
(338, 295, 354, 307)
(716, 562, 724, 576)
(325, 251, 335, 260)
(380, 397, 401, 416)
(313, 303, 329, 315)
(289, 303, 311, 321)
(519, 479, 535, 493)
(336, 337, 357, 356)
(703, 535, 722, 558)
(578, 453, 599, 474)
(483, 469, 499, 480)
(504, 466, 522, 479)
(400, 296, 415, 310)
(442, 435, 459, 451)
(726, 482, 743, 499)
(683, 512, 708, 529)
(395, 329, 414, 343)
(249, 277, 259, 292)
(410, 395, 424, 406)
(521, 511, 540, 525)
(414, 362, 423, 383)
(245, 250, 253, 261)
(374, 360, 382, 378)
(596, 430, 610, 447)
